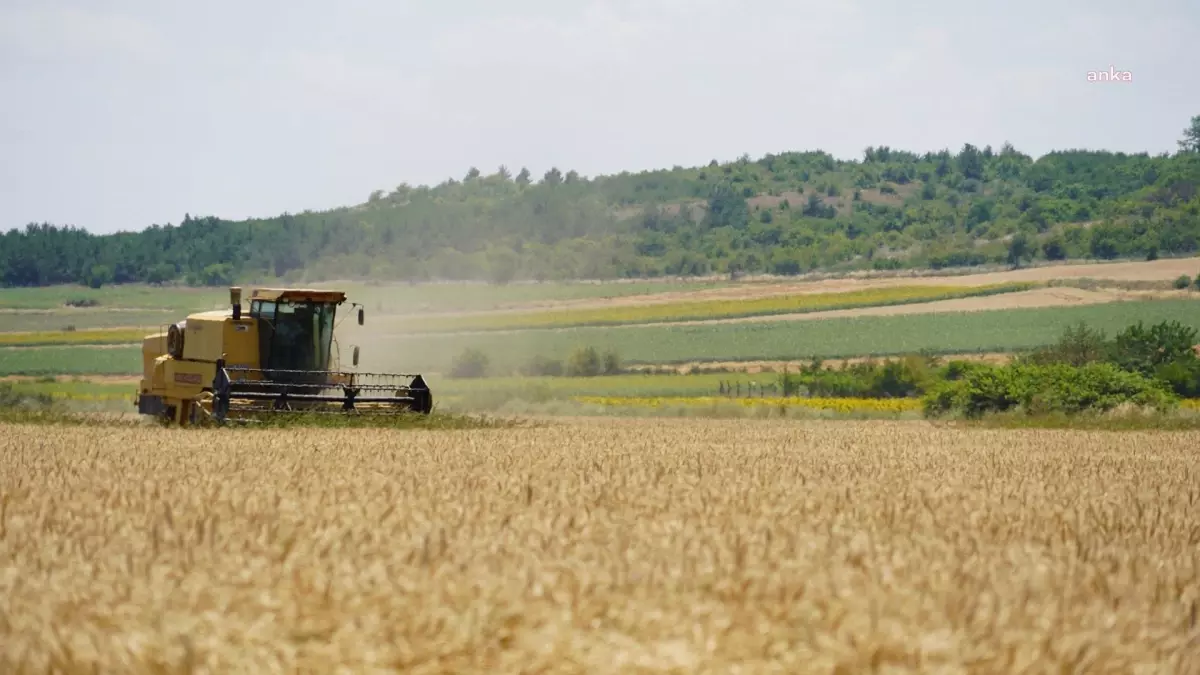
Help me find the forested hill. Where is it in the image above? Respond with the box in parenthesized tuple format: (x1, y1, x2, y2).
(4, 137, 1200, 288)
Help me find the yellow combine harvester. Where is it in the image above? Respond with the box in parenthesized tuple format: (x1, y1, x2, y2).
(135, 286, 432, 425)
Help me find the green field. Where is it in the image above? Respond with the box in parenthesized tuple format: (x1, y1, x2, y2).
(0, 346, 142, 376)
(369, 298, 1200, 373)
(6, 297, 1197, 376)
(2, 377, 133, 400)
(396, 283, 1035, 332)
(0, 285, 228, 311)
(0, 327, 150, 347)
(0, 309, 179, 333)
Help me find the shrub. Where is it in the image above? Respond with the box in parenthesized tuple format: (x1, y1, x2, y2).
(922, 362, 1177, 419)
(448, 348, 489, 378)
(1109, 320, 1197, 378)
(565, 346, 601, 377)
(601, 349, 621, 375)
(872, 356, 936, 397)
(780, 355, 938, 398)
(941, 359, 990, 381)
(1154, 359, 1200, 398)
(1174, 275, 1192, 289)
(1020, 321, 1108, 366)
(521, 355, 563, 377)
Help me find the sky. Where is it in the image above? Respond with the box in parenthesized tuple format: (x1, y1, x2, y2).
(1, 0, 1197, 235)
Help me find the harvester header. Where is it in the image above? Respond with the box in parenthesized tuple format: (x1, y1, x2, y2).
(135, 285, 431, 425)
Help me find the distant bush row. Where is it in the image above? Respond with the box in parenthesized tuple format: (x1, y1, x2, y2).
(448, 345, 621, 379)
(776, 319, 1199, 417)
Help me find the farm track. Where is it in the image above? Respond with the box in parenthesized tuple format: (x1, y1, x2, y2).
(1, 418, 1197, 671)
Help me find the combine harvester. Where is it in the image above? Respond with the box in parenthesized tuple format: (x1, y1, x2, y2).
(135, 286, 432, 425)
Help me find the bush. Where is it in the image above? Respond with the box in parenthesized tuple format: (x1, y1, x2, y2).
(601, 349, 621, 375)
(521, 355, 563, 377)
(1020, 321, 1108, 367)
(1109, 320, 1197, 378)
(1174, 275, 1192, 289)
(779, 355, 938, 398)
(565, 346, 600, 377)
(448, 348, 489, 378)
(922, 362, 1176, 419)
(1154, 359, 1200, 398)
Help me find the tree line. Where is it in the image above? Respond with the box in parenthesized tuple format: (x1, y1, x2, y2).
(3, 115, 1199, 288)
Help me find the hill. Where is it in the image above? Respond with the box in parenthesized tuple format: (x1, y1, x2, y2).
(4, 116, 1200, 288)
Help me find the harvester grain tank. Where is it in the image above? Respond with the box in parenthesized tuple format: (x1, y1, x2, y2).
(135, 286, 432, 425)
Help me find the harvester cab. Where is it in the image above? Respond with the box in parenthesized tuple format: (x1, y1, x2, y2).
(135, 286, 432, 425)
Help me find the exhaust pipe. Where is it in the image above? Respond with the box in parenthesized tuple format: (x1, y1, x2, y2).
(230, 286, 242, 320)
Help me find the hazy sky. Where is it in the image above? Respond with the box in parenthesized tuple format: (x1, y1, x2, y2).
(1, 0, 1196, 234)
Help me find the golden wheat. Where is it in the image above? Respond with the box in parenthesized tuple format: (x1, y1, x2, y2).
(1, 418, 1198, 673)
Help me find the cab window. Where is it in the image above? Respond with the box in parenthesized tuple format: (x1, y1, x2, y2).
(250, 300, 277, 320)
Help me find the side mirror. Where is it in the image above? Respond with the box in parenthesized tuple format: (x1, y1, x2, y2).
(357, 307, 364, 325)
(352, 345, 360, 367)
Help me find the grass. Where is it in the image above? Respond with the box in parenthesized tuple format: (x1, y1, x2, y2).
(399, 283, 1036, 332)
(0, 309, 179, 332)
(0, 327, 151, 347)
(1, 377, 132, 397)
(1, 419, 1196, 670)
(0, 346, 142, 376)
(0, 285, 228, 311)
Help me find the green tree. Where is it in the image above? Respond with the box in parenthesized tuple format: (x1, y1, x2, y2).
(84, 264, 113, 288)
(1179, 114, 1200, 153)
(449, 348, 489, 378)
(565, 346, 602, 377)
(1006, 233, 1032, 268)
(1109, 320, 1198, 377)
(1042, 236, 1067, 260)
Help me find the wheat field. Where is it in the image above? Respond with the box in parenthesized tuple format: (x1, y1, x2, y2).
(1, 418, 1198, 673)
